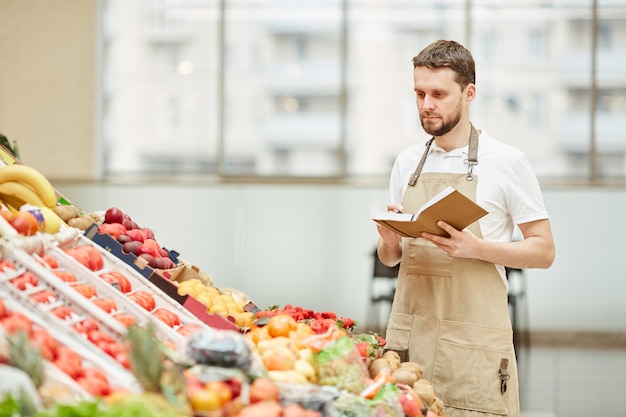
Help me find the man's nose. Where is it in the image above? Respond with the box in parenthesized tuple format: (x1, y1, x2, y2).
(422, 95, 435, 109)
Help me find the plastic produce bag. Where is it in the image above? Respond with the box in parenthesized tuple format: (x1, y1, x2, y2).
(315, 334, 370, 395)
(184, 327, 262, 376)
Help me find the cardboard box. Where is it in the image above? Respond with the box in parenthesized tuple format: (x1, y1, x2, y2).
(84, 222, 176, 278)
(148, 272, 239, 331)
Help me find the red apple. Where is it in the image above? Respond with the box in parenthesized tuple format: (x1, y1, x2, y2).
(99, 223, 127, 240)
(141, 227, 155, 240)
(122, 216, 133, 230)
(104, 207, 124, 224)
(126, 229, 146, 242)
(137, 239, 161, 258)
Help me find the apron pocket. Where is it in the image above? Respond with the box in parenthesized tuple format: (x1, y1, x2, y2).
(405, 242, 452, 277)
(431, 320, 513, 415)
(384, 312, 413, 354)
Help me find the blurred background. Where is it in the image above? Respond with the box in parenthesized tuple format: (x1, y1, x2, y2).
(1, 1, 626, 414)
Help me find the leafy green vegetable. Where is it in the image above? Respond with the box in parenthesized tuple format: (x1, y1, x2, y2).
(35, 400, 101, 417)
(0, 392, 20, 417)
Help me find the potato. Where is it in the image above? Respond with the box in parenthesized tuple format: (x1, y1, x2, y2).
(382, 350, 401, 370)
(413, 379, 436, 406)
(400, 361, 424, 380)
(368, 358, 391, 379)
(430, 398, 445, 416)
(392, 368, 418, 386)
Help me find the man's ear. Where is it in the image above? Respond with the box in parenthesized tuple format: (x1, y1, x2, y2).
(465, 84, 476, 103)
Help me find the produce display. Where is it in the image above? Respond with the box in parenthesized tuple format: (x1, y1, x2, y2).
(0, 157, 446, 417)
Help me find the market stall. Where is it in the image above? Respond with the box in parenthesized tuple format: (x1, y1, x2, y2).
(0, 149, 444, 417)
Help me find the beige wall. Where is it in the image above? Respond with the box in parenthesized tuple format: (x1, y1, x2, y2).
(0, 0, 98, 180)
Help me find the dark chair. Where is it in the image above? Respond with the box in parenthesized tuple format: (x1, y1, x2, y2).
(506, 266, 528, 355)
(367, 249, 400, 335)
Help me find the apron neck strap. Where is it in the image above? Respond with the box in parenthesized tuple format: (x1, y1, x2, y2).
(408, 123, 479, 187)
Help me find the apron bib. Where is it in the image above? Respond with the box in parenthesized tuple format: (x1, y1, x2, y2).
(384, 129, 520, 417)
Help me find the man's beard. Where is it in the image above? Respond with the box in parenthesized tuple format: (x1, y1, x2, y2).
(420, 103, 462, 137)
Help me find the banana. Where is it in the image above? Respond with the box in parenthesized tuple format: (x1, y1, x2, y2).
(0, 193, 26, 212)
(0, 164, 57, 208)
(39, 206, 62, 234)
(0, 181, 46, 207)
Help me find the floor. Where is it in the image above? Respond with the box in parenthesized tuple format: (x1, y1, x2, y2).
(517, 340, 626, 417)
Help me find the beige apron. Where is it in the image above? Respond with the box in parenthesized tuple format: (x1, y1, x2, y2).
(385, 127, 520, 417)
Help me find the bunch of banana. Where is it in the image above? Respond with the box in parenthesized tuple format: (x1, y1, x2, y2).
(0, 164, 61, 233)
(0, 164, 57, 209)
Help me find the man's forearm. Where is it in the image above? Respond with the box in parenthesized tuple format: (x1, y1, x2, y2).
(377, 237, 402, 267)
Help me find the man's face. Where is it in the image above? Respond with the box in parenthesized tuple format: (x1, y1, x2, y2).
(413, 66, 467, 137)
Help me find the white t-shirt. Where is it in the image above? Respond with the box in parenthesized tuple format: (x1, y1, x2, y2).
(389, 129, 550, 247)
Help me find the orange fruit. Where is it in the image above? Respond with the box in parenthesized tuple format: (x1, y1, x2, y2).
(247, 325, 271, 345)
(189, 388, 221, 412)
(267, 314, 297, 338)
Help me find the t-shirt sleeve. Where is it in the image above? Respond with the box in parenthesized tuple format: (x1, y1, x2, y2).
(507, 154, 550, 225)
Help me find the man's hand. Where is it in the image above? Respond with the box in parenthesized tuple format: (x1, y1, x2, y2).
(422, 219, 555, 269)
(421, 220, 480, 258)
(376, 203, 404, 267)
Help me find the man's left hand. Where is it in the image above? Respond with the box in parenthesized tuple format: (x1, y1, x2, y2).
(420, 220, 479, 258)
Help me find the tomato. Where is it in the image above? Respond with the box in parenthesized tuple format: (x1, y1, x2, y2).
(80, 366, 108, 383)
(65, 246, 103, 271)
(52, 270, 77, 282)
(92, 297, 117, 313)
(87, 330, 115, 345)
(76, 376, 110, 396)
(267, 314, 297, 338)
(29, 289, 57, 304)
(71, 284, 97, 299)
(113, 313, 135, 327)
(54, 359, 82, 379)
(85, 246, 104, 271)
(35, 253, 59, 269)
(64, 247, 90, 270)
(127, 291, 155, 311)
(0, 312, 32, 334)
(54, 346, 83, 379)
(80, 319, 99, 332)
(104, 341, 126, 357)
(30, 327, 58, 361)
(152, 308, 180, 327)
(99, 271, 132, 293)
(50, 306, 75, 320)
(0, 259, 16, 272)
(177, 323, 202, 337)
(114, 351, 131, 369)
(10, 272, 39, 290)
